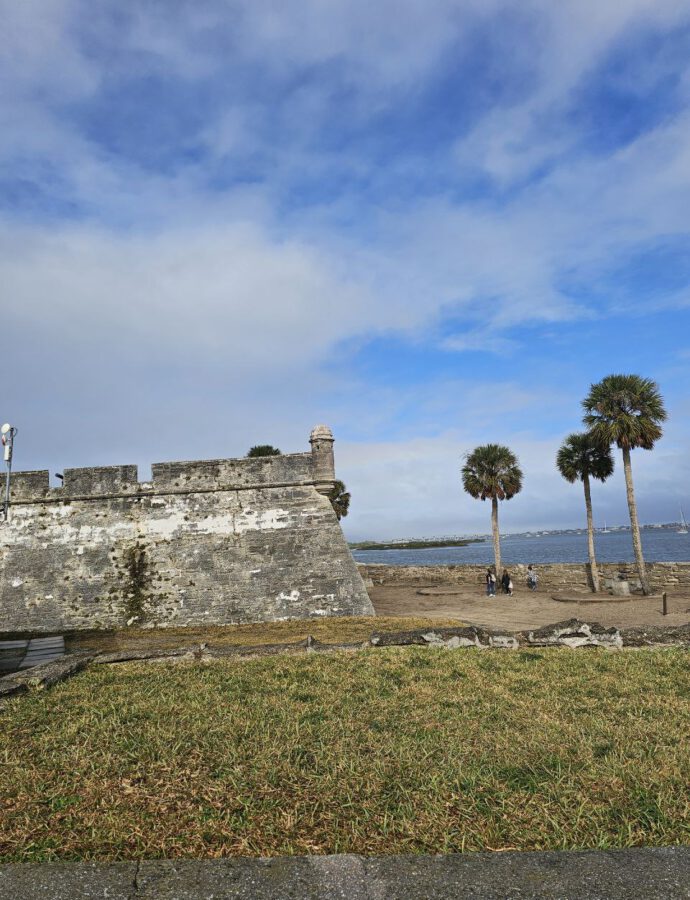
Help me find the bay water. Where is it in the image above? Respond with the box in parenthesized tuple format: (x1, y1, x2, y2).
(352, 529, 690, 566)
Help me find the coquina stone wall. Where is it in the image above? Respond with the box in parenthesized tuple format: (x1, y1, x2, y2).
(0, 427, 373, 633)
(359, 562, 690, 592)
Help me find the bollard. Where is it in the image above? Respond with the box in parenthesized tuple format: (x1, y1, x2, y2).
(662, 592, 668, 616)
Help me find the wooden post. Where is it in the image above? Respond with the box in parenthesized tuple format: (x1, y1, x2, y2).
(662, 592, 668, 616)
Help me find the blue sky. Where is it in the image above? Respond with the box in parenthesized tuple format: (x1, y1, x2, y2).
(2, 0, 690, 539)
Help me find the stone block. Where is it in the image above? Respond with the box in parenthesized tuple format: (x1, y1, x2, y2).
(610, 579, 630, 596)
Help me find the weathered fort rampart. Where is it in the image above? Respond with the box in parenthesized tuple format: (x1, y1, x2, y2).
(0, 426, 374, 633)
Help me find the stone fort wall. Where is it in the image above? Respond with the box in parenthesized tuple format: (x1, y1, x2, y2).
(0, 427, 374, 633)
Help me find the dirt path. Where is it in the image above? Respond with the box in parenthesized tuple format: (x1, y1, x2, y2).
(369, 583, 690, 631)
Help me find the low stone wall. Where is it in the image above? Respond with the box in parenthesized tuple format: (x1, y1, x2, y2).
(358, 562, 690, 592)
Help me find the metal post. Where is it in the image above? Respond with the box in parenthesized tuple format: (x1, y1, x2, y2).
(662, 591, 668, 616)
(1, 424, 16, 523)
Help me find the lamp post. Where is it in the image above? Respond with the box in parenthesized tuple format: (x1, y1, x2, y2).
(1, 423, 17, 522)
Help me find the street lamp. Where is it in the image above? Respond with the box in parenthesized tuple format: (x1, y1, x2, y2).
(1, 423, 17, 522)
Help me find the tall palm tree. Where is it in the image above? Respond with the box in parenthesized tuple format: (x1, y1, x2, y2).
(582, 374, 667, 595)
(462, 444, 523, 578)
(556, 432, 614, 592)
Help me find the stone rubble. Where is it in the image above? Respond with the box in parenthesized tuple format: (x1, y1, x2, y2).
(3, 618, 687, 705)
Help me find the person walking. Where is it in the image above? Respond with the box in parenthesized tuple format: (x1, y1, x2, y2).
(485, 568, 496, 597)
(501, 570, 512, 595)
(527, 565, 538, 592)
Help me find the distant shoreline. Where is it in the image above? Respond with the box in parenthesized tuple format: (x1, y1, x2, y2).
(350, 523, 687, 547)
(349, 538, 485, 551)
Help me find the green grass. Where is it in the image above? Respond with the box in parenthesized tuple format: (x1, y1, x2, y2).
(1, 649, 688, 861)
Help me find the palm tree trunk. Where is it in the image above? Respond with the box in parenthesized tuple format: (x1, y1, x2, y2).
(491, 496, 501, 578)
(583, 474, 599, 592)
(622, 445, 649, 595)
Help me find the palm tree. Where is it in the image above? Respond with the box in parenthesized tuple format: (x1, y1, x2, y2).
(246, 445, 282, 457)
(556, 433, 614, 592)
(462, 444, 523, 578)
(328, 480, 351, 520)
(582, 374, 667, 595)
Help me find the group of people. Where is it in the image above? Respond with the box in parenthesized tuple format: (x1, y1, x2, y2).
(485, 565, 538, 597)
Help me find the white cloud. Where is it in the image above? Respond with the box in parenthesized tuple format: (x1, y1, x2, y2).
(453, 0, 690, 186)
(2, 222, 377, 367)
(1, 0, 98, 101)
(3, 0, 690, 537)
(338, 424, 690, 540)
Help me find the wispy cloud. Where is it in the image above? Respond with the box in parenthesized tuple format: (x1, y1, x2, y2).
(2, 0, 690, 537)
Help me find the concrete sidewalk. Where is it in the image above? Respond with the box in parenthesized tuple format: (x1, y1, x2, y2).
(1, 847, 688, 898)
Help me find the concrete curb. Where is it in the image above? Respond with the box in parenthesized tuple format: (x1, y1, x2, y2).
(1, 847, 688, 899)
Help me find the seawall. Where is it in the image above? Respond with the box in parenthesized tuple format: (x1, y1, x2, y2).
(358, 562, 690, 592)
(0, 427, 374, 633)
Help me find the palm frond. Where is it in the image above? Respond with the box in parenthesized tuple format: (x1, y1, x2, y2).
(462, 444, 523, 501)
(556, 432, 614, 484)
(582, 374, 666, 450)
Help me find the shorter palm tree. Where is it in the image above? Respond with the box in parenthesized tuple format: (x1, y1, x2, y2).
(583, 374, 667, 595)
(246, 445, 282, 458)
(328, 480, 351, 520)
(556, 433, 614, 592)
(462, 444, 523, 578)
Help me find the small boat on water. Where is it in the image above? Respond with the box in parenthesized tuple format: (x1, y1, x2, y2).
(679, 506, 688, 535)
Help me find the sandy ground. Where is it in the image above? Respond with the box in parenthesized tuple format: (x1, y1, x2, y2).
(369, 583, 690, 631)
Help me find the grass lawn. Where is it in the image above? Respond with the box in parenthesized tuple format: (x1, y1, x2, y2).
(1, 648, 688, 861)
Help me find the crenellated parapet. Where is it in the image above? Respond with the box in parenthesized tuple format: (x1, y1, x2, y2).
(151, 453, 314, 493)
(1, 433, 338, 504)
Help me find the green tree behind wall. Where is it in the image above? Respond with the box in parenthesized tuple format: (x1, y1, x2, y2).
(246, 445, 282, 457)
(329, 480, 351, 520)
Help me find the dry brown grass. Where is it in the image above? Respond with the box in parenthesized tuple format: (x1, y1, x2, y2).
(64, 616, 462, 652)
